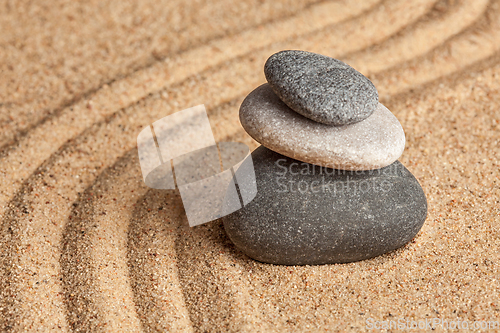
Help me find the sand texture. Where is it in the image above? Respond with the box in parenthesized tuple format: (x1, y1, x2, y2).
(1, 0, 500, 331)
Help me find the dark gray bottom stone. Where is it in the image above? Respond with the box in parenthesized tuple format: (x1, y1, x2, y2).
(222, 146, 428, 265)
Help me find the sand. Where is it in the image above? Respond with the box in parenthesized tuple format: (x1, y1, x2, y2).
(0, 0, 499, 331)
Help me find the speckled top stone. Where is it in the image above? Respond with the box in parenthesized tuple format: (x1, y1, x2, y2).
(264, 50, 378, 126)
(239, 84, 405, 171)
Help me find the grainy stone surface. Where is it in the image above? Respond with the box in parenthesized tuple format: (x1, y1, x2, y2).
(239, 84, 405, 170)
(222, 146, 428, 265)
(264, 50, 378, 125)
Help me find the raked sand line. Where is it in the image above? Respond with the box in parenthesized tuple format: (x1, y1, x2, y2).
(0, 0, 380, 222)
(0, 0, 325, 150)
(0, 116, 144, 330)
(65, 151, 193, 332)
(60, 152, 146, 332)
(60, 105, 257, 332)
(60, 187, 106, 331)
(292, 0, 438, 58)
(0, 66, 264, 330)
(345, 0, 489, 75)
(0, 97, 176, 330)
(0, 101, 172, 328)
(1, 2, 491, 326)
(175, 219, 272, 332)
(87, 155, 150, 332)
(128, 189, 194, 333)
(61, 101, 255, 332)
(373, 0, 500, 98)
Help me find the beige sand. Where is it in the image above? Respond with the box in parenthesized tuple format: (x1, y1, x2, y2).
(1, 0, 500, 331)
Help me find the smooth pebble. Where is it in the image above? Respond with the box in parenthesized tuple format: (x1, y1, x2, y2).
(239, 84, 405, 171)
(222, 146, 428, 265)
(264, 50, 378, 126)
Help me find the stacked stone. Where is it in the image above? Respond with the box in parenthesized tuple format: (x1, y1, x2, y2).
(222, 50, 427, 265)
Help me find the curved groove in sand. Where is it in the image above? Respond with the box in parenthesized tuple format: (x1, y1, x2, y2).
(0, 0, 326, 151)
(0, 75, 251, 330)
(128, 189, 194, 332)
(0, 0, 381, 225)
(373, 0, 500, 98)
(344, 0, 490, 75)
(57, 103, 255, 332)
(286, 0, 439, 58)
(57, 99, 252, 333)
(58, 98, 253, 333)
(174, 217, 271, 332)
(60, 189, 106, 332)
(0, 103, 170, 330)
(60, 152, 145, 332)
